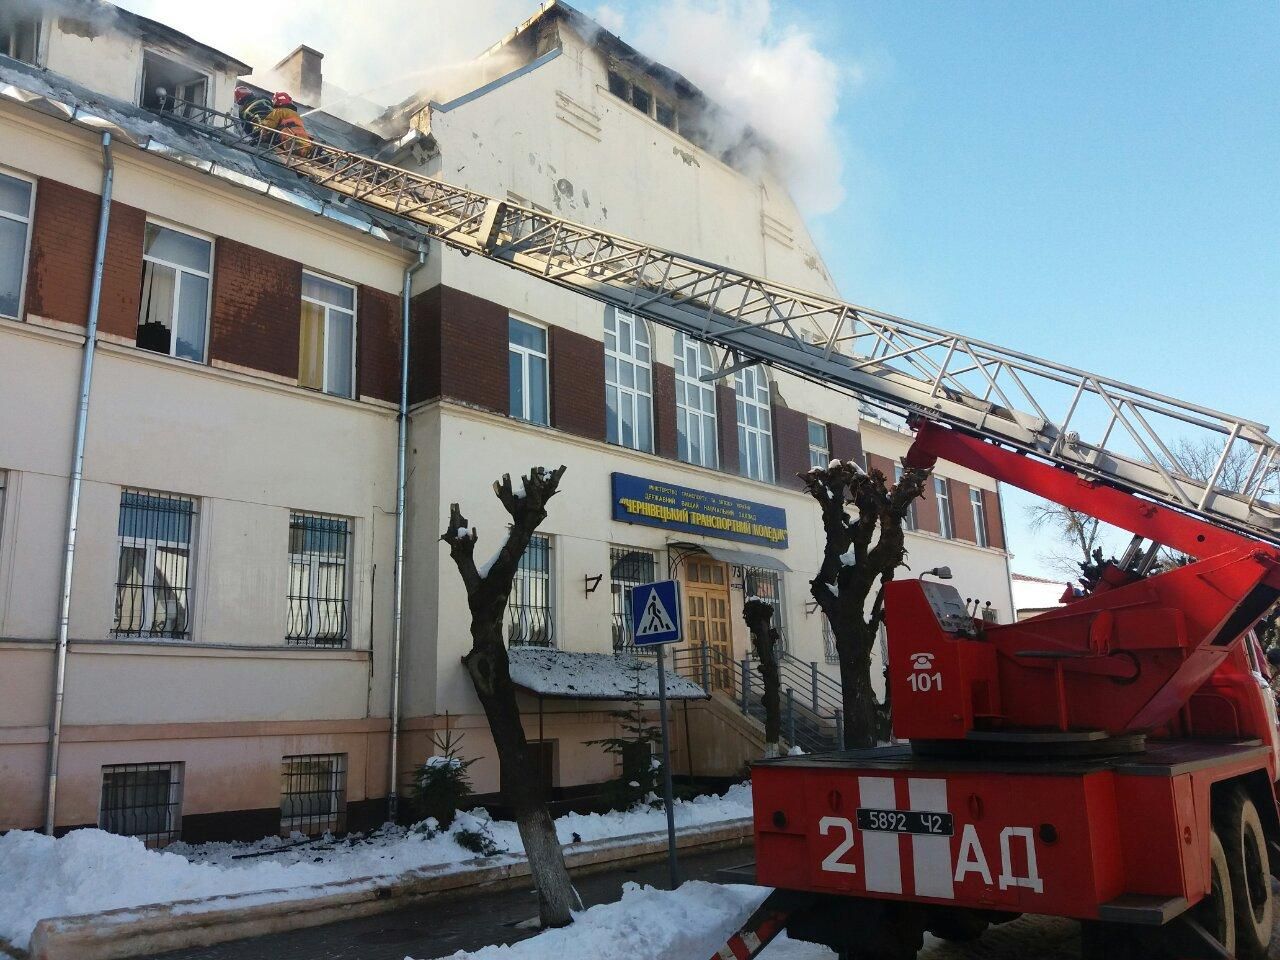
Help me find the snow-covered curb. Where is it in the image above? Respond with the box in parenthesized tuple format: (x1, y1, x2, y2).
(24, 819, 753, 960)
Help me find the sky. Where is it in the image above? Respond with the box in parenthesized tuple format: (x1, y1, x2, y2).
(116, 0, 1279, 581)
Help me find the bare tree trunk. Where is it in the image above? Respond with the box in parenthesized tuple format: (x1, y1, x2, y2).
(442, 466, 579, 928)
(743, 598, 781, 756)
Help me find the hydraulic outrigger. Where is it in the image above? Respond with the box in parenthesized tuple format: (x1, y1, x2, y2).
(155, 99, 1280, 959)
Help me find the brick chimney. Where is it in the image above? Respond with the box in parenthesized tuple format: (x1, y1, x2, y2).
(272, 45, 323, 107)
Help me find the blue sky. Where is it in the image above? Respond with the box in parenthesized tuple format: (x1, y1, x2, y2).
(614, 0, 1280, 579)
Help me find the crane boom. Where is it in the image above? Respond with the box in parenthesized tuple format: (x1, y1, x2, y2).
(162, 100, 1280, 546)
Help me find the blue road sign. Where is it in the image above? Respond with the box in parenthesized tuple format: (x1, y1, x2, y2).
(630, 580, 682, 647)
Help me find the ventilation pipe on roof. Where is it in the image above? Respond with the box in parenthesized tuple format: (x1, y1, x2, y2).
(44, 131, 114, 835)
(387, 244, 428, 823)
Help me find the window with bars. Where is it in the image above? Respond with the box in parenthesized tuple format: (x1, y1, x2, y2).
(745, 567, 788, 655)
(508, 533, 553, 646)
(605, 308, 654, 452)
(299, 272, 357, 399)
(281, 753, 347, 836)
(287, 513, 350, 646)
(934, 477, 954, 539)
(895, 465, 918, 532)
(735, 365, 775, 483)
(807, 419, 829, 470)
(610, 546, 658, 653)
(99, 762, 183, 848)
(674, 333, 718, 469)
(971, 488, 989, 548)
(0, 169, 35, 320)
(136, 221, 212, 363)
(113, 491, 196, 639)
(822, 617, 838, 664)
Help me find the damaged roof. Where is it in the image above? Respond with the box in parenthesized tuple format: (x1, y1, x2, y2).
(49, 0, 252, 74)
(0, 53, 425, 249)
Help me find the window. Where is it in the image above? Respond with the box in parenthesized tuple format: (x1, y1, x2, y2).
(823, 617, 838, 665)
(508, 533, 553, 646)
(674, 333, 717, 469)
(735, 365, 774, 483)
(971, 488, 989, 548)
(0, 9, 42, 66)
(140, 50, 209, 115)
(508, 317, 549, 425)
(610, 546, 658, 653)
(113, 490, 196, 639)
(0, 169, 34, 320)
(607, 69, 629, 100)
(807, 420, 829, 470)
(604, 308, 653, 452)
(0, 470, 6, 551)
(655, 101, 677, 131)
(281, 754, 347, 836)
(895, 466, 917, 531)
(299, 273, 357, 398)
(137, 222, 211, 362)
(631, 85, 652, 116)
(934, 477, 954, 539)
(287, 513, 350, 647)
(99, 763, 183, 848)
(745, 568, 788, 654)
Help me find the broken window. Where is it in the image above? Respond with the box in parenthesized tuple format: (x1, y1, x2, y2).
(655, 101, 676, 131)
(607, 69, 629, 100)
(140, 50, 209, 115)
(630, 84, 652, 116)
(0, 7, 42, 66)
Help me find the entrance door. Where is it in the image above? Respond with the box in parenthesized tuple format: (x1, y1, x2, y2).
(685, 556, 733, 693)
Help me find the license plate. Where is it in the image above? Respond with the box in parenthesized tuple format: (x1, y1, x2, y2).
(856, 808, 954, 836)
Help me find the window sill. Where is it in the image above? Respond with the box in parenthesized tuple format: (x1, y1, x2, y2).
(65, 639, 370, 660)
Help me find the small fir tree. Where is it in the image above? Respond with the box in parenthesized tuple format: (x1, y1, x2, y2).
(588, 664, 664, 809)
(409, 725, 478, 830)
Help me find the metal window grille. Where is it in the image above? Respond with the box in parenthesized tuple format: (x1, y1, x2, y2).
(745, 567, 788, 655)
(822, 618, 839, 664)
(808, 419, 829, 470)
(281, 753, 347, 836)
(971, 488, 989, 548)
(935, 477, 954, 539)
(610, 546, 658, 654)
(508, 533, 554, 646)
(112, 490, 195, 639)
(287, 512, 350, 646)
(735, 365, 774, 483)
(99, 762, 183, 848)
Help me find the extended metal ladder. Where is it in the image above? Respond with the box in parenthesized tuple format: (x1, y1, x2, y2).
(160, 100, 1280, 547)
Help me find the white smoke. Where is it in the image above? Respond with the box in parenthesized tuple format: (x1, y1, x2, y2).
(616, 0, 851, 214)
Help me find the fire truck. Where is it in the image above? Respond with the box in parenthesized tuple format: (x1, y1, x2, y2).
(160, 100, 1280, 959)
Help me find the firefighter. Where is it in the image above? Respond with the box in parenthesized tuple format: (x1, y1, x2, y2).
(260, 92, 314, 156)
(233, 85, 272, 144)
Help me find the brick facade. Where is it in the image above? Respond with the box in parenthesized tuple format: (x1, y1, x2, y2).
(715, 383, 740, 476)
(982, 487, 1005, 550)
(357, 286, 401, 403)
(98, 202, 146, 341)
(24, 178, 97, 327)
(771, 405, 811, 490)
(550, 325, 605, 440)
(916, 473, 941, 535)
(652, 362, 678, 460)
(827, 423, 864, 468)
(950, 478, 977, 542)
(209, 238, 302, 381)
(409, 285, 508, 413)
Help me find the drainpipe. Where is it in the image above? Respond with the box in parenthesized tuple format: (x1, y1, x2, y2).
(44, 132, 114, 835)
(387, 245, 428, 822)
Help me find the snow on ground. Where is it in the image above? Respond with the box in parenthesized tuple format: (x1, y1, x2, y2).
(0, 783, 753, 951)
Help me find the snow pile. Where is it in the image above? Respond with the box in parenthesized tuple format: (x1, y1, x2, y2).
(505, 647, 706, 700)
(0, 785, 753, 950)
(426, 882, 835, 960)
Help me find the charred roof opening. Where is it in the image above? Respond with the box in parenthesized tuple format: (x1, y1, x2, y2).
(0, 2, 44, 66)
(140, 49, 209, 115)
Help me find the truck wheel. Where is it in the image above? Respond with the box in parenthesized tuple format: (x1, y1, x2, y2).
(1213, 788, 1273, 959)
(925, 912, 988, 942)
(1193, 828, 1237, 957)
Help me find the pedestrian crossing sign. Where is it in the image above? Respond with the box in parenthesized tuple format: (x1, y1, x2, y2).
(630, 579, 683, 647)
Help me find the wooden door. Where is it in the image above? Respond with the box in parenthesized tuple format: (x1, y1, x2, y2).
(685, 557, 733, 693)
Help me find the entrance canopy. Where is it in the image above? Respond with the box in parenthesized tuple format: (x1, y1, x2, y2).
(507, 647, 708, 700)
(667, 540, 792, 573)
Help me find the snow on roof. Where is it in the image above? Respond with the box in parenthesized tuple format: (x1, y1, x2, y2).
(1011, 572, 1073, 611)
(507, 648, 708, 700)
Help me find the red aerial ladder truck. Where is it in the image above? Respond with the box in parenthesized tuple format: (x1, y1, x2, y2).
(160, 99, 1280, 959)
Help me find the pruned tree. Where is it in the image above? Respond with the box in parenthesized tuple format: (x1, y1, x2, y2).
(1025, 503, 1103, 581)
(804, 459, 930, 748)
(440, 465, 579, 928)
(742, 597, 782, 757)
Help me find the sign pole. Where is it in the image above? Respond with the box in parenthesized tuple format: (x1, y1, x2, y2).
(656, 646, 679, 889)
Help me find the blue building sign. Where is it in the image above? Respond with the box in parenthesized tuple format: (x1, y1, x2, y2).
(611, 473, 788, 549)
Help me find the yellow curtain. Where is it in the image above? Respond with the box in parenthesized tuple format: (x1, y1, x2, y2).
(298, 302, 325, 390)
